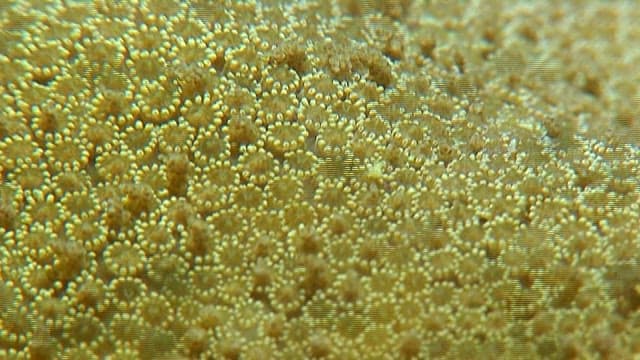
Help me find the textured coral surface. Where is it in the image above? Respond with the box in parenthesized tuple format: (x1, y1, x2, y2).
(1, 0, 640, 359)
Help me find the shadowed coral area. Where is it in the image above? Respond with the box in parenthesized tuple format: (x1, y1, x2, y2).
(1, 0, 640, 359)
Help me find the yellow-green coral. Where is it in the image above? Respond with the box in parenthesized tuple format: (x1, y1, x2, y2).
(1, 0, 640, 359)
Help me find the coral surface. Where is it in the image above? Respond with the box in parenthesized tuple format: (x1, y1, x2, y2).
(1, 0, 640, 359)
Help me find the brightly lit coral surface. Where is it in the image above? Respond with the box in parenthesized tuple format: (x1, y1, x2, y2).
(1, 0, 640, 359)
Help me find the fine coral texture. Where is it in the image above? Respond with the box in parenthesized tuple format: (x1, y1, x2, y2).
(1, 0, 640, 359)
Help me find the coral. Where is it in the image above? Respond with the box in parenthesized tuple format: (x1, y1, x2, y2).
(302, 77, 344, 110)
(265, 174, 303, 206)
(179, 217, 213, 258)
(18, 38, 71, 83)
(62, 312, 106, 347)
(29, 100, 75, 141)
(397, 330, 422, 359)
(180, 93, 224, 129)
(231, 183, 264, 209)
(181, 326, 209, 357)
(65, 275, 109, 314)
(0, 134, 43, 171)
(164, 152, 191, 196)
(134, 291, 174, 328)
(225, 112, 262, 146)
(265, 121, 307, 155)
(103, 241, 146, 277)
(22, 190, 62, 227)
(7, 163, 48, 194)
(0, 200, 18, 232)
(120, 120, 158, 162)
(238, 146, 278, 186)
(155, 119, 195, 155)
(44, 134, 90, 172)
(262, 65, 300, 98)
(94, 149, 137, 182)
(136, 80, 181, 124)
(109, 277, 148, 312)
(192, 126, 230, 165)
(144, 253, 187, 295)
(2, 0, 640, 358)
(315, 120, 354, 157)
(169, 60, 218, 103)
(50, 239, 91, 283)
(65, 214, 108, 252)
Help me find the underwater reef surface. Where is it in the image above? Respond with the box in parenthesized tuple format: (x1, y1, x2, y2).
(1, 0, 639, 358)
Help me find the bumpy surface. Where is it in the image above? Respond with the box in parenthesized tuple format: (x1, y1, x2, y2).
(1, 0, 640, 359)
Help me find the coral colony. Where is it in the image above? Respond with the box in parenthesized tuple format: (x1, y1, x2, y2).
(1, 0, 639, 359)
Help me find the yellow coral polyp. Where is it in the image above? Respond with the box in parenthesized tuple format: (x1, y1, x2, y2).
(44, 134, 90, 172)
(137, 80, 181, 124)
(238, 146, 278, 186)
(0, 134, 43, 171)
(180, 93, 224, 129)
(265, 121, 307, 155)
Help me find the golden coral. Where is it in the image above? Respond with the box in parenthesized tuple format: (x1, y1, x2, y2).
(2, 0, 640, 358)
